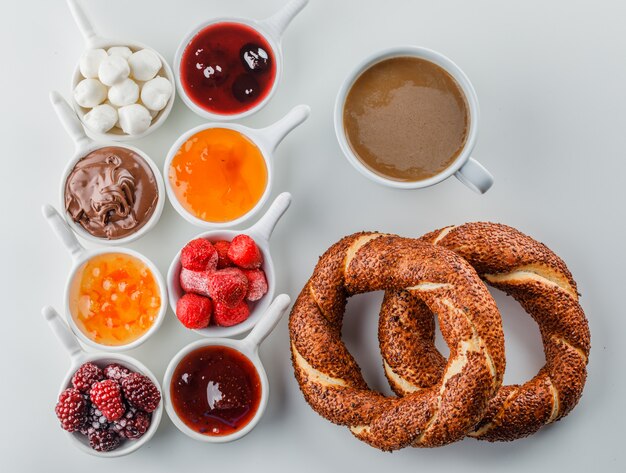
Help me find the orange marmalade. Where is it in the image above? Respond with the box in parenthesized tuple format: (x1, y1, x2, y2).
(168, 128, 268, 223)
(69, 253, 161, 346)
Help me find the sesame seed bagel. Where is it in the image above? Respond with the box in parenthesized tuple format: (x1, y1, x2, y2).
(379, 222, 590, 442)
(289, 232, 506, 451)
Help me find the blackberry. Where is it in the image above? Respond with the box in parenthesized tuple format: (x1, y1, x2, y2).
(80, 403, 110, 436)
(88, 429, 120, 452)
(120, 373, 161, 413)
(55, 388, 87, 432)
(90, 380, 125, 421)
(72, 363, 104, 393)
(112, 407, 151, 439)
(103, 363, 132, 382)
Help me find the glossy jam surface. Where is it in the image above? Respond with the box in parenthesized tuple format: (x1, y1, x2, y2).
(170, 345, 262, 436)
(69, 253, 161, 346)
(180, 22, 277, 115)
(168, 128, 268, 223)
(343, 56, 469, 182)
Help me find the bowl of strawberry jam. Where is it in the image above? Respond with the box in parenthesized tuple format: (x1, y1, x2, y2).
(163, 295, 290, 442)
(174, 0, 308, 120)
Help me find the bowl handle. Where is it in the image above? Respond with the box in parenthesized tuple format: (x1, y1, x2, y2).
(67, 0, 100, 46)
(42, 204, 85, 261)
(43, 306, 83, 361)
(260, 0, 309, 41)
(243, 294, 291, 352)
(256, 104, 310, 154)
(50, 91, 90, 151)
(247, 192, 292, 243)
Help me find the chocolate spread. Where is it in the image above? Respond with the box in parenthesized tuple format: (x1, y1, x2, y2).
(64, 146, 158, 239)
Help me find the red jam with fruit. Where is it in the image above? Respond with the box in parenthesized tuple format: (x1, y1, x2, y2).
(180, 22, 277, 115)
(170, 345, 262, 436)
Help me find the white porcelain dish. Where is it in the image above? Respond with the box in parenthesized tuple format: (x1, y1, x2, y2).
(67, 0, 175, 141)
(167, 192, 291, 338)
(43, 306, 163, 457)
(50, 91, 165, 246)
(334, 45, 494, 194)
(174, 0, 308, 120)
(163, 294, 290, 443)
(42, 204, 167, 352)
(164, 105, 308, 229)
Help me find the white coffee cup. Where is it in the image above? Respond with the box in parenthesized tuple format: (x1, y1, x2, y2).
(334, 46, 494, 194)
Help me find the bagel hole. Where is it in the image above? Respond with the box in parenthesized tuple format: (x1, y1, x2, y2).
(434, 287, 545, 384)
(344, 287, 545, 394)
(343, 291, 396, 397)
(488, 287, 546, 385)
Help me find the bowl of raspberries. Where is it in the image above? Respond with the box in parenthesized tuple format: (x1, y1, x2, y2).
(54, 359, 162, 456)
(168, 232, 273, 337)
(167, 193, 291, 337)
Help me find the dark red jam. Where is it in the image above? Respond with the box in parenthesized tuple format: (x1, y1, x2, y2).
(180, 22, 277, 115)
(170, 345, 262, 436)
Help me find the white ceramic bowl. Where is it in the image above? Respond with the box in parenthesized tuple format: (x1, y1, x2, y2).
(51, 91, 165, 246)
(167, 192, 291, 338)
(163, 294, 290, 443)
(334, 45, 494, 194)
(42, 205, 168, 352)
(164, 106, 307, 229)
(67, 0, 175, 141)
(43, 306, 163, 457)
(174, 0, 308, 120)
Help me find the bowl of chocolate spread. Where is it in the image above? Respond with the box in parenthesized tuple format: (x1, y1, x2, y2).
(51, 91, 164, 244)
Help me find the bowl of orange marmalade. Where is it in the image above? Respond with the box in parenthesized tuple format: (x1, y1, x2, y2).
(164, 104, 309, 228)
(43, 205, 167, 352)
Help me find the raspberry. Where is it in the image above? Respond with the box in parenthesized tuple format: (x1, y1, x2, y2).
(80, 403, 110, 436)
(112, 407, 151, 439)
(181, 238, 218, 271)
(206, 267, 248, 308)
(103, 363, 132, 382)
(88, 429, 120, 452)
(179, 268, 210, 296)
(71, 362, 104, 393)
(243, 269, 268, 301)
(213, 240, 233, 268)
(120, 373, 161, 413)
(214, 300, 250, 327)
(55, 388, 87, 432)
(90, 380, 125, 421)
(176, 293, 212, 329)
(227, 234, 263, 269)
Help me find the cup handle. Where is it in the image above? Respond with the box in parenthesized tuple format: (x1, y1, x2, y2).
(43, 306, 83, 361)
(243, 294, 291, 352)
(67, 0, 99, 45)
(454, 158, 494, 194)
(42, 204, 85, 261)
(259, 0, 309, 41)
(50, 91, 90, 150)
(256, 105, 310, 154)
(247, 192, 292, 243)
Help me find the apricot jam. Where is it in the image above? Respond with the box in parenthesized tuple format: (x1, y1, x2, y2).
(68, 253, 161, 346)
(168, 128, 268, 223)
(170, 345, 262, 436)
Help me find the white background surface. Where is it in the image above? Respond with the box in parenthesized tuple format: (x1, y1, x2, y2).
(2, 0, 625, 471)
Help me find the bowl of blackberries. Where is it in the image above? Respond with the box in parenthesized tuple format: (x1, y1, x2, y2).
(54, 359, 163, 457)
